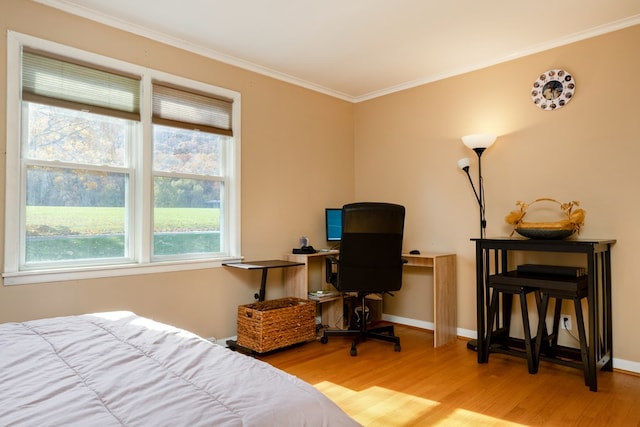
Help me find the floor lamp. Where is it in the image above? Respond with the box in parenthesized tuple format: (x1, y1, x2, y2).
(457, 134, 497, 238)
(458, 133, 497, 352)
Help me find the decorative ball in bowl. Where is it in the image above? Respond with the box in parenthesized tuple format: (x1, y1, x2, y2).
(505, 198, 585, 240)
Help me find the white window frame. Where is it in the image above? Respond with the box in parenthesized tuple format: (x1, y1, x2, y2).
(4, 32, 241, 285)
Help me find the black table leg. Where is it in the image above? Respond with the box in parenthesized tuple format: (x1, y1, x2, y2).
(255, 269, 268, 301)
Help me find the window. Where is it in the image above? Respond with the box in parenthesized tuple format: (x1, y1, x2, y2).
(4, 32, 241, 285)
(151, 82, 232, 259)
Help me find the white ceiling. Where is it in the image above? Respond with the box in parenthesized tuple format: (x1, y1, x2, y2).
(37, 0, 640, 102)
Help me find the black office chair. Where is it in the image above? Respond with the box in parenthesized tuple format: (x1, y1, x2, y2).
(320, 202, 406, 356)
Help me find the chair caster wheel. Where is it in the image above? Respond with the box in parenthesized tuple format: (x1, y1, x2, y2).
(350, 347, 357, 357)
(320, 336, 328, 344)
(394, 344, 401, 352)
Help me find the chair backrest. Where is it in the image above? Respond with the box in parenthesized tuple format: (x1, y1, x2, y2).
(335, 202, 405, 293)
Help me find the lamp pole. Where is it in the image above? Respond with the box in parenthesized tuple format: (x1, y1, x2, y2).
(474, 147, 486, 238)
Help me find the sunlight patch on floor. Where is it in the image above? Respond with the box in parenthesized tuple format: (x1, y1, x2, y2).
(315, 380, 437, 426)
(431, 408, 528, 427)
(314, 381, 528, 427)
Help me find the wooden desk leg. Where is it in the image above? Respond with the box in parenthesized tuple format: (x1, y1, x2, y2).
(283, 255, 308, 299)
(433, 254, 457, 347)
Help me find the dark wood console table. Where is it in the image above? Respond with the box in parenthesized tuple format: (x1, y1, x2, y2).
(472, 237, 615, 391)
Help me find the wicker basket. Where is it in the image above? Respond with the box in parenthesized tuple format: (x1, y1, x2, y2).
(236, 297, 316, 353)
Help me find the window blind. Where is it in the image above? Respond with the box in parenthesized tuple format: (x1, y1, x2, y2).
(152, 82, 233, 136)
(22, 49, 141, 121)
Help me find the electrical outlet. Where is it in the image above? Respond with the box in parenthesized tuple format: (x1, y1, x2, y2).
(561, 314, 572, 331)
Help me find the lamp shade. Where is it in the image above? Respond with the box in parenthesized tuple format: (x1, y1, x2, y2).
(462, 134, 497, 150)
(457, 158, 470, 170)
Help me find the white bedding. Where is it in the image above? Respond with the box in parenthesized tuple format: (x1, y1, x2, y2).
(0, 311, 360, 426)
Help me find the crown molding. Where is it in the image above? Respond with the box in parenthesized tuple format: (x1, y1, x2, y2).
(35, 2, 640, 103)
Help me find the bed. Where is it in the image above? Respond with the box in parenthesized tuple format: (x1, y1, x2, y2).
(0, 311, 360, 426)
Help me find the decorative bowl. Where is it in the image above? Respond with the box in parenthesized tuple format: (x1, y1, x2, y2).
(514, 227, 575, 240)
(505, 198, 585, 240)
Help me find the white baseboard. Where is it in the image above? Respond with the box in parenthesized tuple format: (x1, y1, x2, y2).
(612, 358, 640, 374)
(381, 313, 433, 331)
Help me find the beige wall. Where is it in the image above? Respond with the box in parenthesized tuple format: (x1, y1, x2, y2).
(2, 1, 639, 368)
(355, 25, 640, 365)
(0, 0, 354, 339)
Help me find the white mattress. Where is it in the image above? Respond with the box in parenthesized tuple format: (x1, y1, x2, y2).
(0, 311, 360, 426)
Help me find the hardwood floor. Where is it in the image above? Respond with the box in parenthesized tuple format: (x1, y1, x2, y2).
(259, 325, 640, 426)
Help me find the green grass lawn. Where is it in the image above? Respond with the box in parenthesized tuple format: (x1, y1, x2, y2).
(25, 206, 221, 261)
(26, 206, 219, 235)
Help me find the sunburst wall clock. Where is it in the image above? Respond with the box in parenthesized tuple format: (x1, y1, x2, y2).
(531, 69, 575, 110)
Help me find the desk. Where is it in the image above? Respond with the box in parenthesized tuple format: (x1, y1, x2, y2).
(284, 251, 457, 347)
(223, 260, 304, 301)
(473, 238, 615, 391)
(223, 260, 305, 354)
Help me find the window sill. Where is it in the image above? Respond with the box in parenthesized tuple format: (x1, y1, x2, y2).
(2, 257, 243, 286)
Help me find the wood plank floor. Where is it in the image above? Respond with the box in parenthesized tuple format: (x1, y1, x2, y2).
(259, 325, 640, 426)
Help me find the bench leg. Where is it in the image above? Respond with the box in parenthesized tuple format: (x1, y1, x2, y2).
(483, 288, 501, 362)
(551, 297, 562, 347)
(519, 291, 537, 374)
(534, 293, 550, 370)
(574, 297, 593, 390)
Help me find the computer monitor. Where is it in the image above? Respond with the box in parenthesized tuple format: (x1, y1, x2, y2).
(325, 208, 342, 241)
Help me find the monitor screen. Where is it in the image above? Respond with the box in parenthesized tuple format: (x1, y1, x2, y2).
(325, 208, 342, 241)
